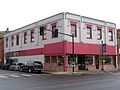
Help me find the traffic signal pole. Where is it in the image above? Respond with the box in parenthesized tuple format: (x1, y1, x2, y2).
(72, 34, 75, 72)
(44, 29, 75, 72)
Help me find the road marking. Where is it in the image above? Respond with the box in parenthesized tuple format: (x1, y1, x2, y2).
(9, 74, 21, 77)
(112, 73, 120, 75)
(0, 75, 8, 78)
(116, 80, 120, 83)
(21, 74, 31, 77)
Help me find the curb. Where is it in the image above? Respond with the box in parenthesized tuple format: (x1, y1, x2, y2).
(44, 69, 120, 75)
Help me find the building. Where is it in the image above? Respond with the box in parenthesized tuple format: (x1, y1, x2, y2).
(4, 12, 117, 72)
(117, 29, 120, 69)
(0, 31, 7, 64)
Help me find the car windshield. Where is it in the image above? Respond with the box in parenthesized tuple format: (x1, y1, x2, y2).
(18, 63, 24, 66)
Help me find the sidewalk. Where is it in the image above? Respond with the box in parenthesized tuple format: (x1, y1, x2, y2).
(45, 68, 120, 75)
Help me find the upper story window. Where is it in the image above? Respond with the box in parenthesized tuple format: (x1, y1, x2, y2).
(109, 29, 113, 41)
(86, 24, 92, 39)
(11, 36, 14, 46)
(6, 38, 8, 48)
(24, 32, 27, 44)
(16, 34, 19, 45)
(70, 21, 77, 37)
(97, 27, 102, 40)
(51, 23, 58, 38)
(30, 30, 34, 42)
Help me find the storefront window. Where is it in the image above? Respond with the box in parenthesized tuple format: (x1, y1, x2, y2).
(85, 55, 93, 65)
(45, 56, 50, 63)
(51, 56, 57, 63)
(68, 55, 77, 65)
(58, 56, 64, 66)
(100, 56, 112, 64)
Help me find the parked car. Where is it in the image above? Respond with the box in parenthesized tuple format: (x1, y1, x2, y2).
(0, 64, 4, 69)
(9, 63, 24, 71)
(20, 61, 43, 73)
(1, 63, 11, 70)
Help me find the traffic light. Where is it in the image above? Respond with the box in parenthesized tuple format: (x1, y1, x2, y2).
(40, 27, 44, 35)
(54, 29, 58, 37)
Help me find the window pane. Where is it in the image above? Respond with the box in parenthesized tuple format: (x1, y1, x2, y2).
(58, 56, 64, 66)
(71, 24, 77, 37)
(85, 55, 93, 65)
(97, 29, 101, 39)
(51, 56, 57, 63)
(45, 56, 50, 63)
(86, 27, 91, 38)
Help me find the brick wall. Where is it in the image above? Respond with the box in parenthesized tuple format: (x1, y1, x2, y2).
(44, 63, 64, 72)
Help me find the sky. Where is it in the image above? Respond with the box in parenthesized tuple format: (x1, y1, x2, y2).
(0, 0, 120, 31)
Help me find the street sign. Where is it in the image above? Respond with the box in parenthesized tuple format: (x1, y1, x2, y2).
(102, 44, 106, 52)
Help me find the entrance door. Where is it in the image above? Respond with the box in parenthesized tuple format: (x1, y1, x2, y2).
(96, 56, 99, 69)
(78, 55, 85, 70)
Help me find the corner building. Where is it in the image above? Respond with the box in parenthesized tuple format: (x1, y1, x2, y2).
(4, 12, 117, 72)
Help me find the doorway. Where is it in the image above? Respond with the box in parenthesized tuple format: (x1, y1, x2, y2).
(78, 55, 85, 70)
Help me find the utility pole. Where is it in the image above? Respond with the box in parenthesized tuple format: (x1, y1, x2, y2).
(101, 40, 104, 70)
(101, 40, 106, 71)
(72, 34, 75, 72)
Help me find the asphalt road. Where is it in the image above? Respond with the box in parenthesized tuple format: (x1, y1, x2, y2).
(0, 70, 120, 90)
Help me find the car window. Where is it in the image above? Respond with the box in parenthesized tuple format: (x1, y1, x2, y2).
(26, 62, 33, 66)
(34, 62, 42, 66)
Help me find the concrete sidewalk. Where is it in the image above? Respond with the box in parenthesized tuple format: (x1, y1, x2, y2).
(45, 68, 119, 75)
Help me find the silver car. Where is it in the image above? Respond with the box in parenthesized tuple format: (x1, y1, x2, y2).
(9, 63, 24, 71)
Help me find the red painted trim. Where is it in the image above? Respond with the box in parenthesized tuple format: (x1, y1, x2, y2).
(44, 42, 64, 55)
(24, 32, 27, 34)
(30, 29, 34, 32)
(43, 26, 46, 29)
(109, 29, 113, 31)
(65, 42, 116, 55)
(12, 35, 14, 38)
(70, 21, 77, 25)
(16, 34, 19, 37)
(5, 42, 116, 57)
(51, 23, 56, 26)
(6, 38, 8, 40)
(86, 24, 92, 28)
(97, 26, 102, 30)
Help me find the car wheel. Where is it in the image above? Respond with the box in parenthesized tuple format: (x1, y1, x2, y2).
(38, 70, 41, 73)
(28, 69, 32, 73)
(20, 68, 23, 72)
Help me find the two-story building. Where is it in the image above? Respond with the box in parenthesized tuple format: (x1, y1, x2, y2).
(4, 12, 117, 72)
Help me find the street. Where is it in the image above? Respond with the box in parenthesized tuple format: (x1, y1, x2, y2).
(0, 70, 120, 90)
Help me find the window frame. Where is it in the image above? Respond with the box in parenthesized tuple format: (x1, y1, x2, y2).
(6, 38, 8, 48)
(42, 26, 47, 40)
(30, 30, 34, 43)
(70, 21, 77, 37)
(11, 36, 14, 47)
(51, 23, 58, 38)
(97, 27, 102, 40)
(16, 34, 19, 45)
(86, 25, 92, 39)
(24, 32, 27, 44)
(109, 29, 113, 41)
